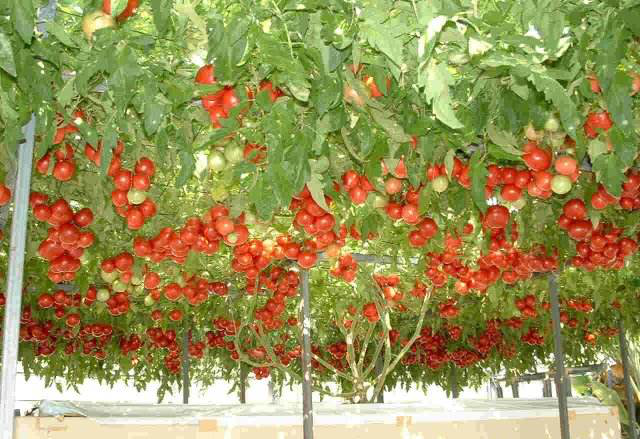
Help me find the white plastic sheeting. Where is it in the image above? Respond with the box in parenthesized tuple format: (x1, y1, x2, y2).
(37, 398, 611, 426)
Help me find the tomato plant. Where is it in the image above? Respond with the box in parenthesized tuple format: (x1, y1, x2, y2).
(0, 0, 639, 402)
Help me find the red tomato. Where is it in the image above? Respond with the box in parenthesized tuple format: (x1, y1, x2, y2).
(483, 205, 510, 230)
(195, 64, 216, 85)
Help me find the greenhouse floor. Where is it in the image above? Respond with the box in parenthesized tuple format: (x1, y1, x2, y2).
(15, 398, 620, 438)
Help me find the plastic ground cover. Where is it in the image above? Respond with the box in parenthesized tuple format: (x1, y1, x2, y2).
(37, 398, 612, 426)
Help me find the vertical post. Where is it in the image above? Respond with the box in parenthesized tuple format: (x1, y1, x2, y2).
(511, 382, 520, 398)
(549, 273, 570, 439)
(618, 320, 638, 439)
(607, 369, 614, 389)
(451, 367, 460, 399)
(0, 116, 36, 439)
(300, 270, 313, 439)
(181, 329, 190, 404)
(268, 378, 277, 404)
(239, 364, 247, 404)
(543, 378, 553, 397)
(495, 381, 504, 399)
(375, 356, 384, 403)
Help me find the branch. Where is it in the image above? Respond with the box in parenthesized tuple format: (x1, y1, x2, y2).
(370, 290, 431, 402)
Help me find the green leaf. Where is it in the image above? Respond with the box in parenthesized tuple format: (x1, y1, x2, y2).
(361, 25, 403, 68)
(11, 0, 34, 44)
(45, 22, 77, 48)
(423, 62, 463, 130)
(487, 123, 520, 151)
(57, 78, 76, 108)
(249, 176, 278, 220)
(100, 125, 117, 175)
(310, 76, 339, 115)
(595, 17, 628, 92)
(587, 139, 608, 162)
(592, 154, 625, 198)
(609, 128, 637, 169)
(144, 99, 165, 136)
(287, 79, 310, 102)
(269, 166, 294, 208)
(176, 150, 195, 187)
(151, 0, 173, 35)
(369, 107, 411, 143)
(444, 149, 455, 177)
(605, 71, 635, 136)
(528, 72, 580, 139)
(622, 6, 640, 36)
(0, 31, 16, 77)
(307, 174, 330, 212)
(487, 144, 521, 162)
(469, 150, 488, 213)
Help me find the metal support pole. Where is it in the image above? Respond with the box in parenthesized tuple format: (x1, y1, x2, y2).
(451, 367, 460, 399)
(239, 364, 247, 404)
(375, 356, 384, 403)
(0, 116, 36, 439)
(301, 270, 313, 439)
(511, 382, 520, 398)
(549, 273, 571, 439)
(619, 320, 638, 439)
(181, 330, 190, 404)
(543, 378, 553, 397)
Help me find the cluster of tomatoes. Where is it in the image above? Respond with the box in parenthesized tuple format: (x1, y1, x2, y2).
(36, 144, 77, 182)
(449, 349, 485, 368)
(521, 327, 545, 346)
(36, 290, 84, 328)
(64, 323, 114, 359)
(251, 366, 270, 380)
(195, 64, 283, 128)
(186, 332, 206, 359)
(252, 268, 299, 331)
(587, 172, 640, 212)
(133, 205, 248, 265)
(231, 239, 274, 281)
(160, 274, 212, 308)
(515, 294, 541, 319)
(36, 110, 90, 181)
(145, 327, 182, 373)
(426, 226, 556, 294)
(583, 110, 613, 139)
(330, 254, 358, 283)
(438, 299, 460, 319)
(207, 318, 240, 359)
(566, 297, 594, 313)
(119, 333, 142, 356)
(425, 157, 471, 192)
(416, 327, 449, 370)
(373, 274, 406, 309)
(0, 182, 11, 206)
(33, 195, 95, 283)
(19, 312, 58, 357)
(341, 170, 376, 205)
(291, 186, 338, 242)
(613, 172, 640, 211)
(322, 342, 349, 372)
(362, 302, 380, 323)
(558, 198, 639, 270)
(409, 280, 429, 298)
(102, 289, 132, 317)
(99, 253, 140, 315)
(102, 145, 157, 230)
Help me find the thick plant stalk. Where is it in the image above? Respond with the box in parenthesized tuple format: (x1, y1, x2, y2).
(293, 327, 353, 381)
(370, 292, 431, 402)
